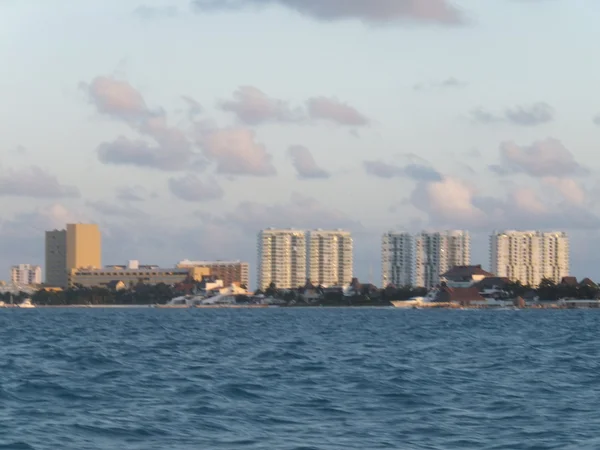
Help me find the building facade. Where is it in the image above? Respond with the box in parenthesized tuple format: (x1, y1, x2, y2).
(69, 266, 210, 289)
(381, 232, 413, 287)
(10, 264, 42, 286)
(66, 223, 102, 271)
(257, 229, 307, 290)
(176, 260, 250, 288)
(490, 230, 569, 286)
(45, 229, 67, 287)
(307, 229, 353, 287)
(415, 230, 471, 288)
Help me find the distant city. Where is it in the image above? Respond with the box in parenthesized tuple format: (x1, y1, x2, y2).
(3, 223, 570, 293)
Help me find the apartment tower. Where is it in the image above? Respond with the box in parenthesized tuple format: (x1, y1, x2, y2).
(381, 232, 413, 288)
(490, 230, 569, 286)
(415, 230, 470, 288)
(257, 229, 307, 290)
(307, 229, 353, 287)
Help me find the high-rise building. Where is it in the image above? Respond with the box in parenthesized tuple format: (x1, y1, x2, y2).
(176, 260, 250, 288)
(415, 230, 470, 288)
(381, 232, 413, 287)
(10, 264, 42, 286)
(307, 229, 353, 287)
(45, 223, 102, 288)
(45, 229, 67, 287)
(258, 229, 307, 290)
(490, 230, 569, 286)
(66, 223, 102, 271)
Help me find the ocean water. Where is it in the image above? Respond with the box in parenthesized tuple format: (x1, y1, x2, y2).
(1, 308, 599, 450)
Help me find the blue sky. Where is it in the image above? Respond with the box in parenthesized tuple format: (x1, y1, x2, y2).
(1, 0, 600, 287)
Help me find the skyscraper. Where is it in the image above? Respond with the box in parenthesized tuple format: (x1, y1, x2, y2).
(307, 229, 353, 287)
(45, 229, 67, 287)
(381, 232, 413, 287)
(490, 230, 569, 286)
(415, 230, 470, 288)
(257, 229, 307, 290)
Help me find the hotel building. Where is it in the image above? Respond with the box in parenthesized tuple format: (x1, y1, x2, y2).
(415, 230, 470, 288)
(10, 264, 42, 286)
(176, 260, 249, 287)
(381, 232, 413, 287)
(307, 229, 353, 287)
(45, 223, 102, 288)
(258, 229, 307, 290)
(490, 230, 569, 286)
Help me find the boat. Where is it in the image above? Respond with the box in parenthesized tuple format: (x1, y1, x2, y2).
(391, 288, 438, 308)
(17, 298, 35, 308)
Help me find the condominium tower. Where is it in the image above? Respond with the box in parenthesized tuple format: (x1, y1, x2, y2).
(257, 229, 307, 290)
(10, 264, 42, 286)
(490, 230, 569, 286)
(307, 229, 353, 287)
(415, 231, 470, 288)
(45, 223, 102, 288)
(381, 232, 413, 287)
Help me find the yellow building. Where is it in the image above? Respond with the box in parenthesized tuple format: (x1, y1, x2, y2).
(66, 223, 101, 271)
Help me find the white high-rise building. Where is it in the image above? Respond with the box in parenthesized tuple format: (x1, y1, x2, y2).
(11, 264, 42, 286)
(490, 230, 569, 287)
(381, 232, 413, 287)
(307, 229, 353, 287)
(258, 229, 307, 290)
(415, 230, 470, 288)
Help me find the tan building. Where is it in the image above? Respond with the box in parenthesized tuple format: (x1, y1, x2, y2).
(66, 223, 101, 271)
(258, 229, 307, 290)
(176, 260, 249, 287)
(307, 229, 353, 287)
(69, 266, 210, 289)
(45, 223, 102, 288)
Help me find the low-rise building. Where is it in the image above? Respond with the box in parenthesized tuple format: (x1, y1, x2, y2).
(176, 260, 249, 287)
(11, 264, 42, 286)
(440, 265, 494, 288)
(68, 264, 210, 288)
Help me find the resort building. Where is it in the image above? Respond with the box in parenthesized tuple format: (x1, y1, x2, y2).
(257, 228, 307, 290)
(490, 230, 569, 287)
(10, 264, 42, 286)
(415, 230, 470, 288)
(381, 232, 413, 288)
(45, 223, 102, 288)
(307, 229, 353, 287)
(69, 261, 211, 289)
(176, 260, 249, 288)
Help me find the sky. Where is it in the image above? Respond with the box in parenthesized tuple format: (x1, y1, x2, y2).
(2, 0, 600, 288)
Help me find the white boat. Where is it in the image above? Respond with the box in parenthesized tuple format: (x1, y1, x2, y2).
(391, 288, 438, 308)
(17, 298, 35, 308)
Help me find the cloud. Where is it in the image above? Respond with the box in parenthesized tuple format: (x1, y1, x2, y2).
(115, 185, 155, 202)
(191, 0, 465, 25)
(307, 97, 369, 127)
(134, 5, 178, 18)
(86, 200, 148, 219)
(288, 145, 330, 179)
(470, 102, 554, 126)
(197, 127, 276, 176)
(0, 166, 80, 199)
(168, 174, 224, 201)
(363, 161, 442, 181)
(82, 76, 149, 123)
(219, 86, 303, 125)
(413, 77, 467, 91)
(83, 76, 199, 171)
(409, 173, 600, 232)
(490, 138, 587, 178)
(593, 114, 600, 126)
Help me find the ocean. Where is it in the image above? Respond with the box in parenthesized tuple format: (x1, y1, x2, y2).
(1, 308, 599, 450)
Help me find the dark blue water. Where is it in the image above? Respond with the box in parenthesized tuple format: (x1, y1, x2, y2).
(1, 308, 599, 450)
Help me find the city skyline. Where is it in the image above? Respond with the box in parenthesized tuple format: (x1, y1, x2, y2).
(2, 1, 600, 285)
